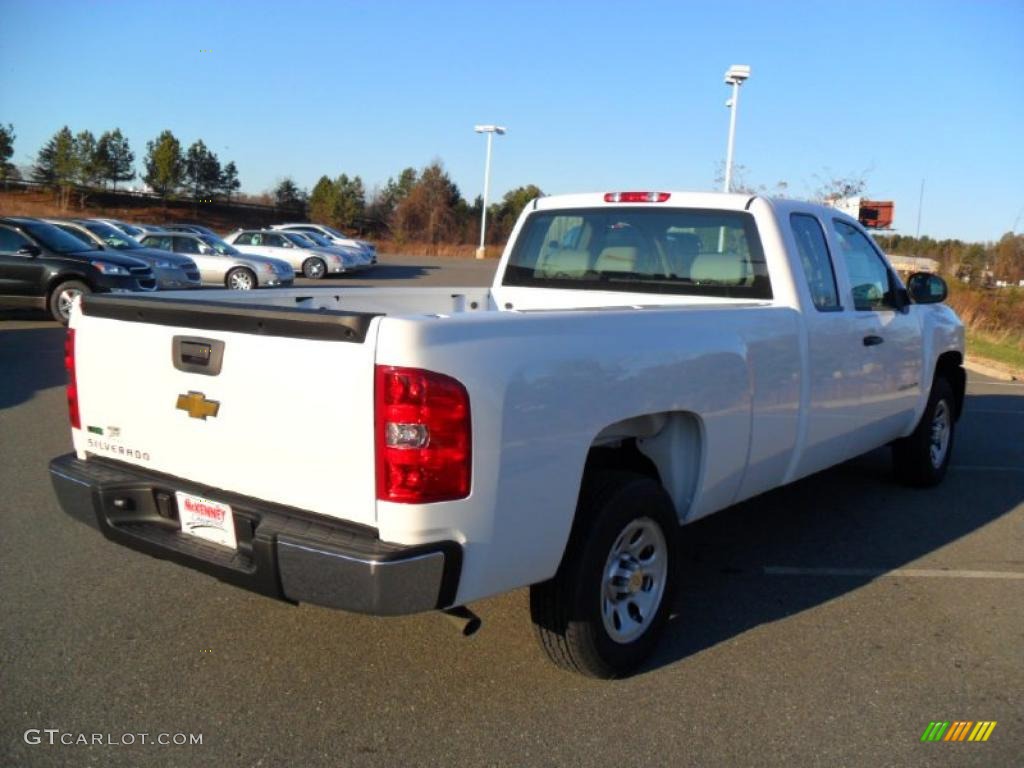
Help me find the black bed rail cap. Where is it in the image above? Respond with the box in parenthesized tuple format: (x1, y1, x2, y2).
(81, 294, 379, 343)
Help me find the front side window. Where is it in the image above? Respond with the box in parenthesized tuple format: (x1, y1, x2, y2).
(0, 226, 31, 253)
(503, 207, 771, 298)
(264, 233, 287, 247)
(833, 219, 897, 311)
(790, 214, 840, 310)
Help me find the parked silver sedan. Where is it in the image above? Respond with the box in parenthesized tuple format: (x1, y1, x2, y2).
(223, 229, 363, 278)
(139, 233, 293, 289)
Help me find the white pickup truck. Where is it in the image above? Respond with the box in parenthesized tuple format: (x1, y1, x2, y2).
(50, 192, 965, 677)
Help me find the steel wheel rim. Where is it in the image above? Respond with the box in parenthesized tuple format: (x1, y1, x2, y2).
(930, 399, 950, 468)
(601, 516, 668, 644)
(57, 287, 83, 320)
(229, 271, 253, 290)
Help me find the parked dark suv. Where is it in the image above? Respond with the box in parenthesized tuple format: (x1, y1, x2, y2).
(0, 217, 157, 323)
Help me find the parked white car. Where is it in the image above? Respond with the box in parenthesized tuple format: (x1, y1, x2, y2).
(224, 229, 363, 278)
(270, 222, 377, 264)
(50, 191, 964, 678)
(296, 230, 374, 269)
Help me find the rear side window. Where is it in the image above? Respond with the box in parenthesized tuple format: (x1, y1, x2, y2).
(174, 237, 200, 255)
(790, 214, 840, 310)
(504, 207, 771, 299)
(146, 235, 173, 251)
(234, 233, 254, 245)
(833, 219, 898, 311)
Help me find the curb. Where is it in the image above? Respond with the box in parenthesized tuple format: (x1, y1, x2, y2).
(964, 357, 1020, 382)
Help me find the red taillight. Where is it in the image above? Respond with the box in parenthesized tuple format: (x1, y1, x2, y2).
(375, 365, 471, 503)
(64, 328, 80, 429)
(603, 191, 671, 203)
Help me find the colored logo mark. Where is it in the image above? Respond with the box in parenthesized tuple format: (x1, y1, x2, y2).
(921, 721, 997, 742)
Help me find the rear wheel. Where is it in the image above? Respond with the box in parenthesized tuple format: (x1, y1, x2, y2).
(530, 471, 679, 678)
(892, 376, 955, 487)
(48, 280, 91, 324)
(302, 258, 326, 279)
(226, 267, 256, 290)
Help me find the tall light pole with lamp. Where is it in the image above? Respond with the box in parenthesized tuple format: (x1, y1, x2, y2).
(722, 65, 751, 193)
(474, 124, 506, 259)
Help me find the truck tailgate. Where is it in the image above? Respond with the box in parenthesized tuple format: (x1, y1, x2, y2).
(70, 296, 379, 527)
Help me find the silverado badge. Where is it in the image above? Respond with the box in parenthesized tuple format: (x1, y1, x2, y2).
(176, 391, 220, 420)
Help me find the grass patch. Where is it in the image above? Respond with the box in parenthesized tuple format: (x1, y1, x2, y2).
(966, 330, 1024, 371)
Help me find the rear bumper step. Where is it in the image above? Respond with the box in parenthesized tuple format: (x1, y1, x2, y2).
(49, 454, 461, 615)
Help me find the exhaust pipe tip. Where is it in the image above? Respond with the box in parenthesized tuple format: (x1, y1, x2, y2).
(442, 605, 481, 637)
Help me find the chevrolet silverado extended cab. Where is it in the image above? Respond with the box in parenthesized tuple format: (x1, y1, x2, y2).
(49, 192, 964, 677)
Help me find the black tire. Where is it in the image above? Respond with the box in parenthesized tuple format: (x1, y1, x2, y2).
(48, 280, 91, 324)
(530, 471, 679, 678)
(225, 267, 256, 290)
(892, 376, 955, 487)
(302, 258, 326, 279)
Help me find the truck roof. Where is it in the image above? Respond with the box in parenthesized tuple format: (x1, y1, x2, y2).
(531, 191, 757, 211)
(530, 192, 857, 226)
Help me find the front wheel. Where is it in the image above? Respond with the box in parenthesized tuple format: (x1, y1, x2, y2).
(530, 472, 679, 678)
(48, 280, 91, 324)
(892, 376, 956, 487)
(302, 258, 326, 279)
(226, 267, 256, 290)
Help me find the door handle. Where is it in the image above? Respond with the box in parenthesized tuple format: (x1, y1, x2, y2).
(863, 335, 885, 347)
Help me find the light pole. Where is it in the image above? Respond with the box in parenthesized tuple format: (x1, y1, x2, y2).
(722, 65, 751, 193)
(474, 124, 506, 259)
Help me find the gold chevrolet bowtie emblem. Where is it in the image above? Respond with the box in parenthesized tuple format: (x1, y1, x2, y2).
(176, 391, 220, 420)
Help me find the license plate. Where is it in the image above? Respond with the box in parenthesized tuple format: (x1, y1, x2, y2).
(175, 491, 238, 550)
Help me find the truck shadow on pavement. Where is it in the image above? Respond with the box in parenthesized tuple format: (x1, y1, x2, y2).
(646, 392, 1024, 676)
(0, 325, 67, 411)
(345, 264, 439, 281)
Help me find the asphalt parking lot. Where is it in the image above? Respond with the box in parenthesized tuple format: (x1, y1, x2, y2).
(1, 253, 1021, 767)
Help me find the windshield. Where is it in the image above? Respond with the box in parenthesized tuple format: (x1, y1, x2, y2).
(82, 221, 141, 250)
(503, 207, 771, 299)
(22, 221, 100, 253)
(283, 233, 315, 248)
(320, 225, 349, 238)
(199, 234, 240, 255)
(302, 232, 334, 247)
(111, 221, 144, 237)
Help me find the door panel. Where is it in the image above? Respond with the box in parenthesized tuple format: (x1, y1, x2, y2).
(830, 219, 921, 454)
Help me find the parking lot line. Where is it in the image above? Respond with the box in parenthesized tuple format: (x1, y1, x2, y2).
(763, 566, 1024, 580)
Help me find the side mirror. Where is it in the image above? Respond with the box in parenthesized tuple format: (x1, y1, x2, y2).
(907, 272, 948, 304)
(16, 244, 41, 258)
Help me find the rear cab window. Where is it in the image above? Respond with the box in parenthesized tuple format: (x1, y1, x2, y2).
(503, 207, 771, 299)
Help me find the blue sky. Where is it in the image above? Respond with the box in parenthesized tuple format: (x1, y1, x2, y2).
(1, 0, 1021, 242)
